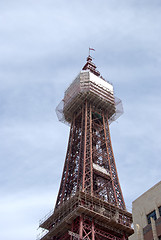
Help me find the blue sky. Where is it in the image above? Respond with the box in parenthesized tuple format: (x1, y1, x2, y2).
(1, 1, 161, 239)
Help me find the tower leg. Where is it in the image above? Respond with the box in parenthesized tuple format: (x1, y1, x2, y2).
(92, 219, 95, 240)
(79, 215, 83, 240)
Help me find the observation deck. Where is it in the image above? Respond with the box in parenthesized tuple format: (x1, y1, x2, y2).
(56, 70, 123, 125)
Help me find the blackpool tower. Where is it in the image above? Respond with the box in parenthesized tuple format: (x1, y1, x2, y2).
(38, 54, 134, 240)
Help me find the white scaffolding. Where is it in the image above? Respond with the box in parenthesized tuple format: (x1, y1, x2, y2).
(56, 70, 123, 125)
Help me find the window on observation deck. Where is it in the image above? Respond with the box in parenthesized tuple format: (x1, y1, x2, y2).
(147, 210, 157, 224)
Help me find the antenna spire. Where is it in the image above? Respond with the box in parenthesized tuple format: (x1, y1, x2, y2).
(82, 49, 100, 76)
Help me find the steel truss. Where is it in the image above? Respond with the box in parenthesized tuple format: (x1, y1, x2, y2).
(53, 215, 124, 240)
(56, 101, 125, 210)
(38, 100, 133, 240)
(38, 56, 134, 240)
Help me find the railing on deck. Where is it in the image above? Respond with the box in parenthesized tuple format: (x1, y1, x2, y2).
(39, 209, 53, 226)
(39, 192, 133, 233)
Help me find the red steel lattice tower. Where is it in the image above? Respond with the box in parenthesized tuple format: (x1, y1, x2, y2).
(38, 55, 134, 240)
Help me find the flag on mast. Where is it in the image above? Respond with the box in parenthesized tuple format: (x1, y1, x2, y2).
(89, 47, 95, 56)
(89, 48, 95, 51)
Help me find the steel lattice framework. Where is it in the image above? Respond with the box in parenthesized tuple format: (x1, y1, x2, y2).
(38, 55, 134, 240)
(56, 102, 125, 209)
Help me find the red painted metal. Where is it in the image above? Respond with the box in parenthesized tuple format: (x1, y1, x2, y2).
(92, 219, 95, 240)
(55, 102, 126, 210)
(79, 215, 83, 239)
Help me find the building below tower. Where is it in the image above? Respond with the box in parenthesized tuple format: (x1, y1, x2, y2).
(130, 181, 161, 240)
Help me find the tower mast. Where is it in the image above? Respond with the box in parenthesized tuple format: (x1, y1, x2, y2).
(38, 55, 134, 240)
